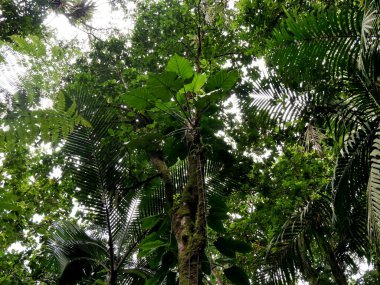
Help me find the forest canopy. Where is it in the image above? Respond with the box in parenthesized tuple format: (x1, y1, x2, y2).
(0, 0, 379, 284)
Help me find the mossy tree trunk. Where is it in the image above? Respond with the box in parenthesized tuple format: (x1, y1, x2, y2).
(172, 112, 207, 285)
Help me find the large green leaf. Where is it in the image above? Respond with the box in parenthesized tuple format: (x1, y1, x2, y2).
(184, 73, 207, 92)
(207, 191, 229, 233)
(207, 218, 226, 233)
(141, 215, 162, 230)
(147, 72, 183, 101)
(166, 54, 194, 79)
(224, 266, 250, 285)
(201, 252, 211, 275)
(214, 237, 251, 258)
(205, 70, 239, 92)
(139, 232, 168, 257)
(123, 87, 151, 110)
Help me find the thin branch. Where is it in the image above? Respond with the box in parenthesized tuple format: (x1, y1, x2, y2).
(122, 173, 160, 192)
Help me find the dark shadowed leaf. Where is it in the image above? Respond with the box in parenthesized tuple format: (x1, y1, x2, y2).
(224, 265, 250, 285)
(205, 70, 239, 92)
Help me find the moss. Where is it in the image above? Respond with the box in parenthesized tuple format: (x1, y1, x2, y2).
(175, 205, 192, 217)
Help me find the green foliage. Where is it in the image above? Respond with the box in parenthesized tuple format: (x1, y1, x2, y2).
(0, 145, 74, 284)
(0, 0, 49, 41)
(224, 265, 250, 285)
(246, 1, 380, 283)
(166, 54, 194, 79)
(268, 8, 362, 85)
(3, 0, 380, 284)
(214, 237, 252, 258)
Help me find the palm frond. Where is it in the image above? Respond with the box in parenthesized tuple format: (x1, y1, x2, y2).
(64, 85, 134, 228)
(359, 0, 380, 62)
(368, 128, 380, 241)
(304, 123, 326, 155)
(259, 194, 333, 285)
(245, 72, 311, 129)
(139, 159, 237, 219)
(333, 123, 373, 223)
(68, 0, 96, 22)
(49, 222, 108, 284)
(269, 8, 363, 84)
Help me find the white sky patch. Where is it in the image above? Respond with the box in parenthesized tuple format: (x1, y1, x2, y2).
(224, 94, 242, 122)
(7, 241, 26, 253)
(253, 57, 267, 78)
(228, 212, 242, 220)
(0, 47, 27, 95)
(353, 262, 373, 281)
(29, 141, 53, 156)
(49, 166, 63, 180)
(39, 97, 54, 109)
(70, 198, 81, 218)
(28, 175, 36, 185)
(44, 0, 135, 44)
(32, 213, 44, 224)
(0, 152, 5, 167)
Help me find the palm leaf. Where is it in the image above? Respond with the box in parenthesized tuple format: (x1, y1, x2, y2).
(49, 222, 108, 285)
(260, 193, 333, 285)
(52, 85, 154, 284)
(243, 71, 314, 135)
(332, 122, 374, 228)
(269, 8, 363, 85)
(368, 128, 380, 241)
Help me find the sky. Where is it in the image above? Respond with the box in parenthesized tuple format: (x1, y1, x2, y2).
(44, 0, 134, 42)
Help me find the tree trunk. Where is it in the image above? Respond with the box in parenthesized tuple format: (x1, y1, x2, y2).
(149, 150, 174, 208)
(172, 114, 207, 285)
(107, 270, 117, 285)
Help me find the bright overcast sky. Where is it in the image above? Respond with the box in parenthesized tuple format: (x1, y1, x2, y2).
(44, 0, 135, 42)
(0, 1, 135, 97)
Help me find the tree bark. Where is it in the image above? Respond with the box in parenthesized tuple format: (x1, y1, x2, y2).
(172, 113, 207, 285)
(149, 150, 174, 208)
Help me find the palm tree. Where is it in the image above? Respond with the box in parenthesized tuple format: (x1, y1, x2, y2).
(249, 0, 380, 283)
(48, 77, 248, 284)
(48, 86, 154, 284)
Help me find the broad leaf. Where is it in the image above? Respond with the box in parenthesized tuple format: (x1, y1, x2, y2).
(140, 240, 167, 251)
(205, 70, 239, 92)
(207, 218, 226, 233)
(214, 237, 252, 258)
(184, 73, 207, 92)
(224, 266, 250, 285)
(208, 195, 228, 215)
(147, 72, 183, 101)
(141, 215, 162, 230)
(123, 87, 151, 110)
(201, 252, 211, 275)
(166, 54, 194, 79)
(139, 232, 167, 256)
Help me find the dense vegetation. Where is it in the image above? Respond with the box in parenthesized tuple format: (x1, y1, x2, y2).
(0, 0, 379, 284)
